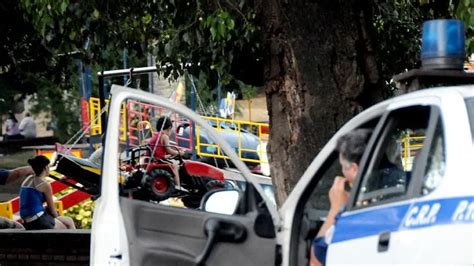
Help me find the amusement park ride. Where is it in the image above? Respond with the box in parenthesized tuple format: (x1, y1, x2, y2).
(0, 67, 270, 221)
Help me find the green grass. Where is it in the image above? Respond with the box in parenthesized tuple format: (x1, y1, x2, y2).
(0, 150, 36, 169)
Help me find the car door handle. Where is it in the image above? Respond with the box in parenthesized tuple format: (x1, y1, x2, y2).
(377, 232, 391, 252)
(195, 218, 247, 266)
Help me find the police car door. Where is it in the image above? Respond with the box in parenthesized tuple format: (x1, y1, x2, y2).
(390, 92, 473, 264)
(328, 100, 442, 264)
(91, 85, 278, 266)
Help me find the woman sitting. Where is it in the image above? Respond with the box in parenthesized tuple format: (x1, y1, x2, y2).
(20, 155, 76, 230)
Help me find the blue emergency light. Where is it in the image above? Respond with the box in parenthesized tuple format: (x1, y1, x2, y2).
(421, 19, 465, 70)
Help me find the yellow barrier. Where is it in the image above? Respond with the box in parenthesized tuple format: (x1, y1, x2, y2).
(401, 136, 425, 171)
(89, 97, 102, 136)
(119, 102, 127, 141)
(197, 116, 269, 164)
(0, 201, 63, 220)
(54, 201, 64, 216)
(89, 97, 127, 141)
(0, 202, 13, 220)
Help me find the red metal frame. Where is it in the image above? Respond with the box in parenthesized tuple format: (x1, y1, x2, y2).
(126, 100, 194, 151)
(182, 161, 224, 181)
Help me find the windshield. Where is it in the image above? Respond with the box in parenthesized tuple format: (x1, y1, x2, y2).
(465, 97, 474, 142)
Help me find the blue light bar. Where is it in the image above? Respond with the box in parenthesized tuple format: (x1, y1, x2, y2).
(421, 19, 465, 70)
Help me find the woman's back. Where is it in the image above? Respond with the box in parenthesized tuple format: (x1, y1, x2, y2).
(19, 177, 45, 218)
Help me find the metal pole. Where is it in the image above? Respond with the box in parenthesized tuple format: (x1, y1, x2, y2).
(97, 66, 158, 78)
(216, 79, 221, 111)
(77, 61, 85, 97)
(123, 49, 128, 85)
(190, 77, 197, 160)
(148, 54, 156, 127)
(123, 49, 130, 153)
(98, 74, 107, 134)
(83, 63, 94, 155)
(148, 54, 154, 94)
(85, 65, 92, 99)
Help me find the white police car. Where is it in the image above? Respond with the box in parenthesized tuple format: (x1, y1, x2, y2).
(302, 85, 474, 265)
(90, 84, 473, 265)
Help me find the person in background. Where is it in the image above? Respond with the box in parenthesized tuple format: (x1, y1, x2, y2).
(88, 135, 104, 167)
(310, 129, 371, 266)
(0, 166, 34, 229)
(19, 155, 76, 230)
(19, 112, 37, 139)
(3, 111, 22, 140)
(88, 146, 103, 167)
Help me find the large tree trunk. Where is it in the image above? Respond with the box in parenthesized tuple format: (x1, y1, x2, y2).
(258, 0, 386, 205)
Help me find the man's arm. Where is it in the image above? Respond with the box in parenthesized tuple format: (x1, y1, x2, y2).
(0, 170, 9, 185)
(6, 166, 34, 184)
(317, 177, 348, 238)
(310, 176, 349, 266)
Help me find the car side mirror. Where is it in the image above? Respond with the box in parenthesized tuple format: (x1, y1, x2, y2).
(202, 189, 240, 215)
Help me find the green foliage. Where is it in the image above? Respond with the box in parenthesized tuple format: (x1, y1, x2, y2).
(64, 199, 95, 229)
(451, 0, 474, 54)
(19, 0, 263, 91)
(23, 63, 81, 142)
(55, 188, 95, 229)
(374, 0, 436, 92)
(0, 0, 53, 115)
(3, 0, 472, 145)
(238, 80, 258, 100)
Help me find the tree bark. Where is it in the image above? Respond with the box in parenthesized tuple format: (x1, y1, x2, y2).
(258, 0, 385, 205)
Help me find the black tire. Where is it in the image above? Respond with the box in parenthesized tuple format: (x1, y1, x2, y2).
(143, 169, 175, 202)
(182, 196, 203, 209)
(205, 179, 225, 191)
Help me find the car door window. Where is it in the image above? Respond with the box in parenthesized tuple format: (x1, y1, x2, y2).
(354, 106, 443, 208)
(465, 97, 474, 142)
(289, 117, 381, 266)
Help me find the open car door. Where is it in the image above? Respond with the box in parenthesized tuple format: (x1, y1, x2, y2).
(91, 85, 279, 266)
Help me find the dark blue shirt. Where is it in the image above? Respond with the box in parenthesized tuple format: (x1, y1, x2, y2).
(20, 186, 45, 218)
(313, 211, 343, 265)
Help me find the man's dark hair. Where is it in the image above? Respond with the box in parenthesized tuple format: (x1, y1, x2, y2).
(27, 155, 50, 176)
(336, 129, 372, 164)
(156, 116, 173, 131)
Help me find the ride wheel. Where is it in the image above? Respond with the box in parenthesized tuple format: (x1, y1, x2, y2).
(144, 169, 175, 202)
(205, 179, 225, 191)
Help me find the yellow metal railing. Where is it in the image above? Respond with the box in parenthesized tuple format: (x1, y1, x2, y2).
(197, 116, 269, 164)
(89, 97, 127, 141)
(401, 136, 425, 171)
(89, 97, 102, 136)
(89, 97, 270, 165)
